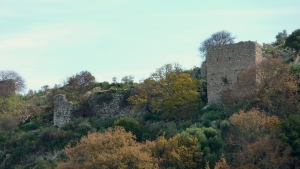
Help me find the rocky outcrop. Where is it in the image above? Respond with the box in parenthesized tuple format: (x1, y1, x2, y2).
(192, 62, 207, 79)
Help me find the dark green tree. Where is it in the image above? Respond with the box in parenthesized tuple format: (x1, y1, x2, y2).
(280, 114, 300, 160)
(114, 118, 142, 141)
(285, 29, 300, 57)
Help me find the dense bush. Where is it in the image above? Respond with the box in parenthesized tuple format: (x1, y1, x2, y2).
(88, 117, 117, 131)
(114, 117, 142, 141)
(280, 114, 300, 160)
(180, 127, 226, 168)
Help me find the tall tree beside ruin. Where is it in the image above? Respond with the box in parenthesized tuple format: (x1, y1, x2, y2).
(199, 30, 235, 59)
(221, 59, 298, 117)
(0, 70, 26, 98)
(285, 29, 300, 57)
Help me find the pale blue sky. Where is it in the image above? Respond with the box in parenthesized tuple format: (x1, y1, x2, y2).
(0, 0, 299, 92)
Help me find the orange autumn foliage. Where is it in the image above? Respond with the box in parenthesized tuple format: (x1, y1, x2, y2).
(226, 110, 292, 168)
(58, 127, 158, 169)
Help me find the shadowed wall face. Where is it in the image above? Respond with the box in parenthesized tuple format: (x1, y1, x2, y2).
(206, 41, 262, 104)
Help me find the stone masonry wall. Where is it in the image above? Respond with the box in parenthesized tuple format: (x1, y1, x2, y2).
(206, 41, 262, 104)
(53, 91, 146, 127)
(88, 92, 133, 118)
(53, 94, 78, 128)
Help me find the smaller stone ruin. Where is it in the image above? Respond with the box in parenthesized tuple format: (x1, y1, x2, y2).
(53, 91, 147, 128)
(53, 94, 78, 128)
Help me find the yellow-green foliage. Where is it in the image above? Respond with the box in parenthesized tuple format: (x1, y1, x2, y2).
(0, 94, 25, 117)
(152, 134, 203, 169)
(0, 94, 27, 131)
(128, 63, 202, 119)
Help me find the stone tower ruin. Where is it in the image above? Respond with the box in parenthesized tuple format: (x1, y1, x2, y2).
(206, 41, 262, 104)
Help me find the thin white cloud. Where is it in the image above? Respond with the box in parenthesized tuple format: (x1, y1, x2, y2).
(0, 8, 14, 16)
(215, 8, 299, 17)
(166, 8, 300, 18)
(0, 23, 104, 51)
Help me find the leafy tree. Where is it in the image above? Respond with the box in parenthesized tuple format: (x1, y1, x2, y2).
(275, 30, 288, 45)
(180, 127, 226, 168)
(226, 110, 293, 168)
(58, 127, 158, 169)
(152, 134, 203, 169)
(280, 114, 300, 160)
(285, 29, 300, 57)
(65, 71, 95, 101)
(213, 155, 230, 169)
(128, 63, 202, 120)
(205, 155, 230, 169)
(114, 118, 142, 141)
(0, 94, 30, 132)
(0, 70, 26, 97)
(199, 30, 235, 59)
(121, 75, 134, 84)
(222, 59, 299, 117)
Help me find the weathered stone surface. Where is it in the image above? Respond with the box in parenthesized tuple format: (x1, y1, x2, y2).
(53, 91, 147, 127)
(200, 61, 207, 77)
(206, 41, 262, 104)
(192, 62, 207, 79)
(53, 94, 78, 128)
(88, 92, 133, 118)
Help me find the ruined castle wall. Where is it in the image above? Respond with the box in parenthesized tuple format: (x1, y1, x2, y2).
(53, 94, 78, 128)
(206, 41, 262, 104)
(88, 92, 134, 118)
(53, 91, 147, 127)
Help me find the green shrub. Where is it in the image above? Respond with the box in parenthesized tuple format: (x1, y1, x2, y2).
(0, 130, 9, 147)
(6, 132, 37, 164)
(180, 127, 226, 168)
(77, 122, 94, 136)
(37, 127, 75, 151)
(144, 112, 161, 121)
(280, 114, 300, 159)
(177, 120, 193, 130)
(88, 117, 116, 131)
(164, 122, 178, 138)
(141, 121, 164, 141)
(34, 159, 58, 169)
(95, 92, 114, 104)
(114, 118, 142, 141)
(19, 122, 40, 131)
(61, 117, 87, 131)
(202, 119, 211, 127)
